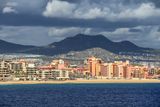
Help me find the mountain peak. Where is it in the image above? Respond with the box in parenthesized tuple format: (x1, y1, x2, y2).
(50, 33, 112, 47)
(73, 34, 108, 40)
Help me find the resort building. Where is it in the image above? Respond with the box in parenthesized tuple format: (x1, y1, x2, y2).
(10, 61, 28, 80)
(100, 63, 113, 78)
(51, 59, 69, 70)
(87, 56, 102, 77)
(37, 65, 69, 80)
(0, 60, 12, 80)
(26, 63, 37, 80)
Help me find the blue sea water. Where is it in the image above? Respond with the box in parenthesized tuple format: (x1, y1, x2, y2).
(0, 83, 160, 107)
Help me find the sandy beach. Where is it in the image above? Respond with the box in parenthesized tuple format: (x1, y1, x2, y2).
(0, 79, 160, 85)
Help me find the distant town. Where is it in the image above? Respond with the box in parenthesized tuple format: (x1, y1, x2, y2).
(0, 54, 160, 82)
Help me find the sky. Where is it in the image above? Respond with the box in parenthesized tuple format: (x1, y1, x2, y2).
(0, 0, 160, 49)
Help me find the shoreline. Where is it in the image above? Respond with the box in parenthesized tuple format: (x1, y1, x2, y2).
(0, 79, 160, 85)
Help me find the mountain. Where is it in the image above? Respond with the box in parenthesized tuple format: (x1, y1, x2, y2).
(48, 34, 151, 54)
(0, 39, 35, 53)
(0, 34, 154, 55)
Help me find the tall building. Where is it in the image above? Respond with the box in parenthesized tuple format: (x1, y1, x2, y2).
(100, 63, 108, 77)
(113, 61, 129, 79)
(100, 60, 130, 79)
(123, 65, 132, 79)
(10, 61, 27, 80)
(0, 60, 12, 80)
(87, 56, 102, 77)
(100, 63, 113, 78)
(131, 66, 148, 79)
(26, 63, 37, 80)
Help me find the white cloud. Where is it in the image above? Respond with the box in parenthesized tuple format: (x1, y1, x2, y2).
(2, 2, 18, 14)
(99, 28, 136, 42)
(102, 28, 131, 35)
(43, 0, 76, 17)
(119, 3, 160, 19)
(1, 0, 45, 14)
(74, 7, 108, 19)
(48, 27, 92, 37)
(43, 0, 108, 19)
(43, 0, 160, 20)
(2, 7, 17, 14)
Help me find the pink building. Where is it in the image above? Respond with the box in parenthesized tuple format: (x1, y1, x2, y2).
(51, 59, 68, 70)
(123, 65, 133, 79)
(100, 64, 108, 77)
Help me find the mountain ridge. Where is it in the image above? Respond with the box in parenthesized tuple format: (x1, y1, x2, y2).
(0, 34, 155, 55)
(49, 34, 151, 54)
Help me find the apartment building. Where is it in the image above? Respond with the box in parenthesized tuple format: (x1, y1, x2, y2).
(0, 60, 12, 80)
(87, 56, 102, 77)
(26, 63, 37, 80)
(37, 66, 69, 80)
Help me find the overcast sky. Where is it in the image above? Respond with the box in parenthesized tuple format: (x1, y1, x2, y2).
(0, 0, 160, 48)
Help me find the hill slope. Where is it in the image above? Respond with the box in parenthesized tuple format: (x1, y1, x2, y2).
(0, 39, 35, 53)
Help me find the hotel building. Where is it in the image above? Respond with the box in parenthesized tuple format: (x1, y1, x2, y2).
(87, 56, 102, 77)
(0, 60, 12, 80)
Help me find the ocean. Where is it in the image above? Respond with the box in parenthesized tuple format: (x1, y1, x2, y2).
(0, 83, 160, 107)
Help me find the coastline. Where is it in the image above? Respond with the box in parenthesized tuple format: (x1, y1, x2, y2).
(0, 79, 160, 85)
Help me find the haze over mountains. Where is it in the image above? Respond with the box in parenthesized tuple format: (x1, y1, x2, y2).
(0, 34, 155, 56)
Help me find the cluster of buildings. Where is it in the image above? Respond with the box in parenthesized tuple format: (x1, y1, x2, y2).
(87, 57, 147, 79)
(0, 56, 160, 81)
(86, 56, 160, 79)
(0, 59, 69, 81)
